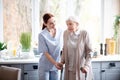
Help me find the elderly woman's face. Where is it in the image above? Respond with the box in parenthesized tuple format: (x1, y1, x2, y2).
(66, 20, 78, 32)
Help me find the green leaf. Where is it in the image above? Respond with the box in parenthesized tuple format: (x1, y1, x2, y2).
(0, 42, 7, 51)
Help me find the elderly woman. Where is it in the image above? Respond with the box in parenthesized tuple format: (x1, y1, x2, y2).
(60, 16, 93, 80)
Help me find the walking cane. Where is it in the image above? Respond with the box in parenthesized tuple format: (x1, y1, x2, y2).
(85, 73, 87, 80)
(60, 51, 63, 80)
(60, 68, 63, 80)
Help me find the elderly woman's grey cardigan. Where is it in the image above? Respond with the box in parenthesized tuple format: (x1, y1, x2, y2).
(61, 30, 93, 80)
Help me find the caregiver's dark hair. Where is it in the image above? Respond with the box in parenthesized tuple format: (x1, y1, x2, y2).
(42, 13, 54, 30)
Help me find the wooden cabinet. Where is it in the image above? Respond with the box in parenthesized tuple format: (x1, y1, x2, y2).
(101, 69, 120, 80)
(101, 62, 120, 80)
(92, 62, 101, 80)
(23, 64, 39, 80)
(92, 61, 120, 80)
(1, 61, 120, 80)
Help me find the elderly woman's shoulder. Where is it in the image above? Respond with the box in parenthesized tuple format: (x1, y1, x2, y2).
(80, 30, 89, 36)
(81, 30, 89, 33)
(81, 30, 87, 33)
(64, 29, 68, 32)
(63, 30, 69, 36)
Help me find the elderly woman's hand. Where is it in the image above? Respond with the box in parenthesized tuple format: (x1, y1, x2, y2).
(80, 67, 87, 73)
(55, 62, 63, 70)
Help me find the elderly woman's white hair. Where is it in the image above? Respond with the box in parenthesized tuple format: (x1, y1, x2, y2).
(66, 16, 80, 24)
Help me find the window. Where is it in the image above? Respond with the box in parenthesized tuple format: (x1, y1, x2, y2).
(38, 0, 120, 51)
(0, 0, 3, 41)
(0, 0, 120, 53)
(39, 0, 102, 50)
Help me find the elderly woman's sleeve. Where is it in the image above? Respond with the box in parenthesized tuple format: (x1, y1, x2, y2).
(61, 48, 65, 64)
(84, 31, 93, 72)
(61, 31, 67, 64)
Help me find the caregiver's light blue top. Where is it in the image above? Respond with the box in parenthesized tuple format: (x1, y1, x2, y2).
(38, 28, 63, 71)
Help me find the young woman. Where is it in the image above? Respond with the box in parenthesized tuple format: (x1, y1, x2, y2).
(38, 13, 63, 80)
(60, 16, 93, 80)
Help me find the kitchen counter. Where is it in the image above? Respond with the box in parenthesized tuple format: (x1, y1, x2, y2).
(1, 54, 120, 80)
(92, 54, 120, 62)
(0, 54, 120, 64)
(0, 57, 39, 64)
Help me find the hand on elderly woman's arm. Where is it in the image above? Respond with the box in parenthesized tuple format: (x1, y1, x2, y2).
(55, 62, 63, 70)
(80, 67, 87, 73)
(44, 52, 63, 70)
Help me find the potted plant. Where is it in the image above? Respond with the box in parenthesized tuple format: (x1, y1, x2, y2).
(113, 15, 120, 54)
(0, 42, 7, 51)
(20, 32, 31, 52)
(0, 42, 7, 58)
(113, 15, 120, 40)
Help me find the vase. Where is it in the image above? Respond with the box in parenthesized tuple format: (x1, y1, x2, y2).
(22, 47, 30, 52)
(106, 38, 116, 55)
(20, 51, 30, 59)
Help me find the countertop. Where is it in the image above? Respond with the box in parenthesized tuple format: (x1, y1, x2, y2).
(92, 54, 120, 62)
(0, 54, 120, 64)
(0, 57, 39, 64)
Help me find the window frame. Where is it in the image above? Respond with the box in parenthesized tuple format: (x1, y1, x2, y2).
(0, 0, 3, 41)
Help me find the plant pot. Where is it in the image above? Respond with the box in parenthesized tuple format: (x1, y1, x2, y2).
(22, 47, 30, 52)
(20, 32, 31, 52)
(20, 51, 30, 59)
